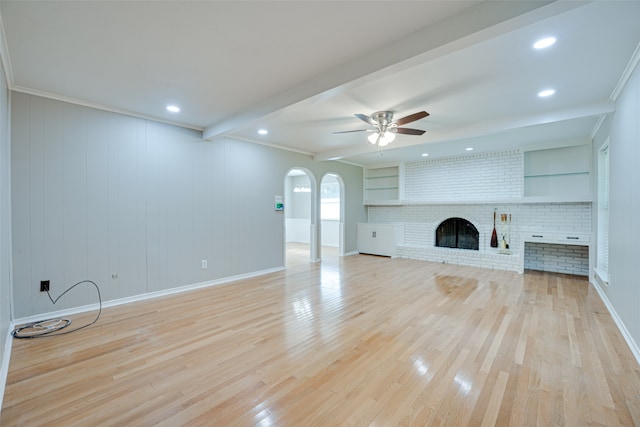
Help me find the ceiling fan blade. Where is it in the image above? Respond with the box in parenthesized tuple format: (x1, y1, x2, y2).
(395, 127, 426, 135)
(355, 113, 377, 126)
(395, 111, 429, 126)
(332, 129, 368, 134)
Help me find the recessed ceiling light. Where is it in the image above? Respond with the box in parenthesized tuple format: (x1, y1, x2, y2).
(166, 105, 180, 113)
(421, 153, 429, 157)
(258, 129, 268, 135)
(533, 37, 556, 49)
(538, 89, 556, 97)
(465, 147, 474, 151)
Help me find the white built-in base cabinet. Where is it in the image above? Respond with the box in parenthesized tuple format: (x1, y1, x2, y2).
(357, 223, 403, 257)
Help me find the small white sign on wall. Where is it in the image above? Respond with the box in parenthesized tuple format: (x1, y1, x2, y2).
(274, 195, 284, 211)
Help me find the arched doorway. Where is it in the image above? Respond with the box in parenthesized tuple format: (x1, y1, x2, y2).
(284, 168, 318, 265)
(319, 173, 345, 260)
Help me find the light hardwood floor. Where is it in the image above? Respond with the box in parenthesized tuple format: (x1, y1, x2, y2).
(3, 252, 640, 426)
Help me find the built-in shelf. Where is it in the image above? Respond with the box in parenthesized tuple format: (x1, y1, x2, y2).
(363, 200, 402, 206)
(362, 146, 594, 205)
(365, 175, 398, 180)
(518, 195, 592, 203)
(524, 171, 589, 178)
(523, 145, 592, 199)
(364, 163, 403, 205)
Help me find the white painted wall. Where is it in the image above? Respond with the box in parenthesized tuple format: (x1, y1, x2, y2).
(320, 220, 339, 247)
(284, 218, 339, 247)
(593, 59, 640, 353)
(10, 93, 365, 318)
(284, 174, 312, 243)
(320, 174, 341, 249)
(285, 218, 310, 243)
(285, 175, 311, 219)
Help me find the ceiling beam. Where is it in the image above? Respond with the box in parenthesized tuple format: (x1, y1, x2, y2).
(203, 1, 584, 141)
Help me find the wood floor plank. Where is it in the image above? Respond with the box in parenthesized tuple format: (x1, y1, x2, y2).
(3, 248, 640, 426)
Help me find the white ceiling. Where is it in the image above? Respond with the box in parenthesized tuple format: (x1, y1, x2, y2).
(2, 1, 639, 165)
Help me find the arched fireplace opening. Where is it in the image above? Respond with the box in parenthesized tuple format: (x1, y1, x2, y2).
(435, 217, 479, 250)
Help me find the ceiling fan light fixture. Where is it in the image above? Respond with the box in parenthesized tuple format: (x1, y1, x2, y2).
(384, 131, 395, 143)
(368, 131, 395, 146)
(337, 110, 428, 147)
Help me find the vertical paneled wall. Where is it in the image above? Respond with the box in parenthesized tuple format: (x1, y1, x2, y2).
(11, 93, 365, 318)
(0, 48, 11, 370)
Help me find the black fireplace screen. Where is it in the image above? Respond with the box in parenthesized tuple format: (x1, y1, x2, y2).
(435, 217, 479, 250)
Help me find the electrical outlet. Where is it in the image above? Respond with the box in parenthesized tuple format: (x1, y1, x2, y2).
(40, 280, 50, 292)
(201, 259, 208, 269)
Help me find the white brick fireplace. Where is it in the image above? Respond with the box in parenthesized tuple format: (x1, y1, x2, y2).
(368, 202, 590, 274)
(362, 147, 593, 276)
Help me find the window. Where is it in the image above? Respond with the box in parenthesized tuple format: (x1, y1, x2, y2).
(596, 140, 609, 284)
(320, 176, 340, 220)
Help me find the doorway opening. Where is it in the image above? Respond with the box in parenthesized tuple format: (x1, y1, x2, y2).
(320, 173, 345, 261)
(284, 168, 317, 266)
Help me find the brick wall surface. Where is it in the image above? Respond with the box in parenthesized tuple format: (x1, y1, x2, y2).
(404, 150, 522, 201)
(524, 242, 589, 276)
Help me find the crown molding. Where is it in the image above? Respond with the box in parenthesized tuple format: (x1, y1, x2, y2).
(11, 85, 204, 132)
(0, 9, 14, 87)
(610, 40, 640, 101)
(590, 39, 640, 139)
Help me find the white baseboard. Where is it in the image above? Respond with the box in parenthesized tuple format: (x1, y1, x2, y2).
(343, 251, 359, 256)
(590, 277, 640, 366)
(12, 267, 286, 326)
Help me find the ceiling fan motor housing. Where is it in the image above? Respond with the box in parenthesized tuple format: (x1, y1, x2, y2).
(371, 111, 394, 128)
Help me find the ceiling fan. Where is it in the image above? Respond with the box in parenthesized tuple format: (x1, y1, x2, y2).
(334, 110, 429, 146)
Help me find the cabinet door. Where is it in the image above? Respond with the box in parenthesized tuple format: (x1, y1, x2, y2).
(372, 227, 393, 256)
(357, 224, 375, 254)
(358, 224, 393, 256)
